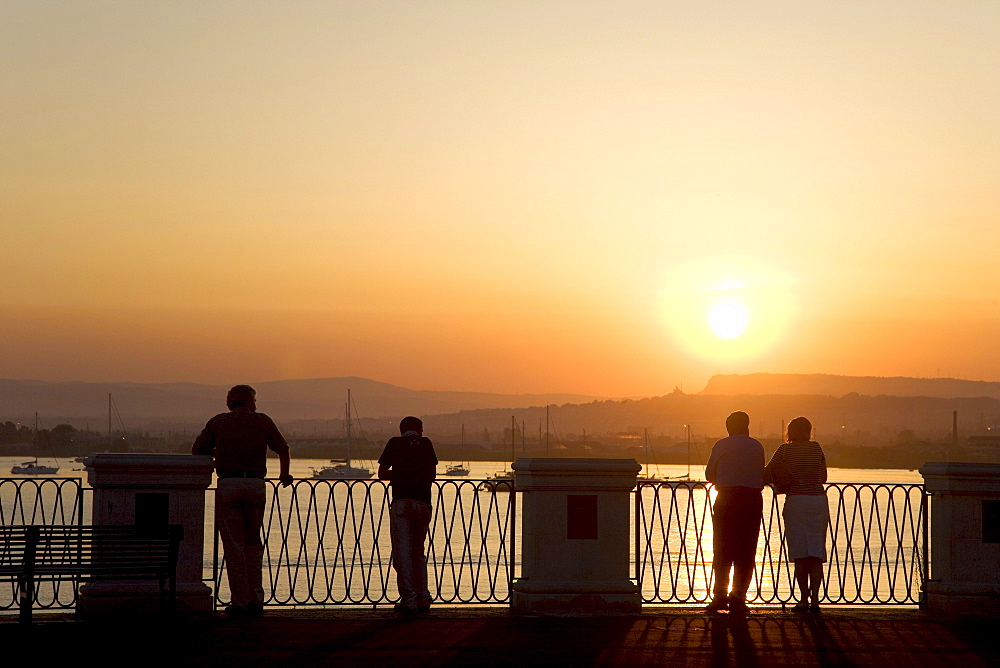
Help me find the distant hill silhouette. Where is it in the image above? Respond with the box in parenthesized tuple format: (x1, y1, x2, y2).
(0, 377, 607, 423)
(700, 373, 1000, 400)
(424, 389, 999, 445)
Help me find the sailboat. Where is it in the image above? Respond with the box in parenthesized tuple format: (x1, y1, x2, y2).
(480, 416, 517, 492)
(636, 428, 660, 484)
(442, 424, 470, 476)
(11, 460, 59, 475)
(665, 424, 695, 481)
(11, 414, 59, 475)
(311, 390, 373, 480)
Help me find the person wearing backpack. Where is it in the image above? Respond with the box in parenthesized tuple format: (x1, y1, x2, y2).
(378, 416, 438, 614)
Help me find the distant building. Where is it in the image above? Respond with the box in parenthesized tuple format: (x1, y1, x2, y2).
(0, 441, 33, 455)
(967, 434, 1000, 458)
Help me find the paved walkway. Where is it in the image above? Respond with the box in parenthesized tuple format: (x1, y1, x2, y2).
(3, 607, 997, 667)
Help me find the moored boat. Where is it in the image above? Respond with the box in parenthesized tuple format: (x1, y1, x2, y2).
(310, 389, 373, 480)
(442, 463, 470, 476)
(11, 460, 59, 475)
(311, 461, 373, 480)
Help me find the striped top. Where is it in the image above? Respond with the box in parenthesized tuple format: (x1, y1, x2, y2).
(765, 441, 827, 495)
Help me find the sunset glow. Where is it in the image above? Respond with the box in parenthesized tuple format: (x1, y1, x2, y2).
(3, 2, 1000, 396)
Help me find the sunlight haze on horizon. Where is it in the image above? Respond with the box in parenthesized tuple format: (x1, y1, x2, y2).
(3, 1, 999, 396)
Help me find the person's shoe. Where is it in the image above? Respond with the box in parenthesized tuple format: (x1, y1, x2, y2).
(809, 605, 822, 614)
(394, 601, 418, 615)
(245, 604, 264, 617)
(791, 602, 810, 613)
(703, 598, 728, 613)
(728, 599, 749, 615)
(223, 603, 248, 617)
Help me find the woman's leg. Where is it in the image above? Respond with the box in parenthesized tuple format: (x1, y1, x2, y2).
(808, 558, 824, 607)
(793, 558, 809, 604)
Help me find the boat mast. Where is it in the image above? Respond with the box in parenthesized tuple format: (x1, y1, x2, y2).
(686, 424, 692, 479)
(346, 389, 352, 468)
(545, 405, 550, 456)
(511, 415, 516, 467)
(108, 394, 112, 451)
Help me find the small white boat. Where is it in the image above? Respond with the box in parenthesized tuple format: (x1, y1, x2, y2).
(479, 471, 513, 492)
(11, 460, 59, 475)
(442, 425, 471, 476)
(311, 461, 374, 480)
(310, 389, 373, 480)
(480, 416, 518, 492)
(12, 413, 61, 475)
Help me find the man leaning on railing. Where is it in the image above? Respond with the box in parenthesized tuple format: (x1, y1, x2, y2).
(704, 410, 765, 614)
(378, 416, 438, 615)
(192, 384, 293, 618)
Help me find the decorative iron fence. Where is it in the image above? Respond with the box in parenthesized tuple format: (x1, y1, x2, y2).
(0, 477, 85, 612)
(635, 481, 927, 605)
(0, 476, 927, 614)
(211, 478, 516, 607)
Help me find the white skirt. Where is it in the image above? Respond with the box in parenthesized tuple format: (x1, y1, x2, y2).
(782, 494, 830, 562)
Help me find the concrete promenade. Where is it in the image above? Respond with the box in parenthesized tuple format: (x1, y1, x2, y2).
(3, 607, 997, 667)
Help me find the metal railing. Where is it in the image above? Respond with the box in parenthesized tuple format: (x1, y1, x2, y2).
(0, 477, 85, 613)
(635, 481, 927, 605)
(211, 478, 516, 607)
(0, 476, 927, 613)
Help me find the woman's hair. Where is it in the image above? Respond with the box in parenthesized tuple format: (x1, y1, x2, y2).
(786, 416, 812, 443)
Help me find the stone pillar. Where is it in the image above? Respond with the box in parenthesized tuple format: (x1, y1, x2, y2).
(511, 458, 641, 615)
(79, 453, 216, 614)
(920, 462, 1000, 616)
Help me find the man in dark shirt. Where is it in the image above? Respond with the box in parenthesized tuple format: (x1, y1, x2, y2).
(704, 410, 765, 614)
(192, 384, 292, 616)
(378, 416, 437, 614)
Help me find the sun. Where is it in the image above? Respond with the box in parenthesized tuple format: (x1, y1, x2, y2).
(660, 254, 796, 363)
(709, 301, 749, 339)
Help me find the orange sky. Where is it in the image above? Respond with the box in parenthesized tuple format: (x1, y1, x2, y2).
(3, 2, 1000, 396)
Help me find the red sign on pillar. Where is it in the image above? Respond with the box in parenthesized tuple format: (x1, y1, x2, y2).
(567, 494, 598, 539)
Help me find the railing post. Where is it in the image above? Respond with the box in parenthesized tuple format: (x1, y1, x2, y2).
(511, 458, 641, 615)
(920, 462, 1000, 616)
(921, 485, 929, 609)
(79, 453, 215, 615)
(634, 486, 640, 584)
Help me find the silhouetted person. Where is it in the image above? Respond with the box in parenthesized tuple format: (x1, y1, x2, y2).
(378, 416, 437, 614)
(192, 384, 292, 617)
(705, 411, 764, 613)
(765, 416, 828, 613)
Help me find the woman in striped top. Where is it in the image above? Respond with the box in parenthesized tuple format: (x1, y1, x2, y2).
(765, 416, 829, 613)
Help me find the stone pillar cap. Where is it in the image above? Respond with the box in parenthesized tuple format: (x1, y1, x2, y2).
(84, 453, 215, 489)
(512, 457, 640, 491)
(919, 461, 1000, 493)
(512, 458, 641, 473)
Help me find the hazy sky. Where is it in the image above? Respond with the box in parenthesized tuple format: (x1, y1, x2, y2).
(3, 1, 999, 396)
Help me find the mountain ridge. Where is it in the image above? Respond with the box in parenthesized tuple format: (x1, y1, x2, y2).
(700, 373, 1000, 400)
(0, 377, 609, 422)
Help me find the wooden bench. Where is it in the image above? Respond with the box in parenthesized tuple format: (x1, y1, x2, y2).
(0, 524, 183, 623)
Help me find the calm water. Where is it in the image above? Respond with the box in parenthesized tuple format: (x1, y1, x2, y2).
(0, 455, 927, 485)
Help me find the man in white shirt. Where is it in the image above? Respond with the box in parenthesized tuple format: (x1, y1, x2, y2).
(704, 411, 765, 613)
